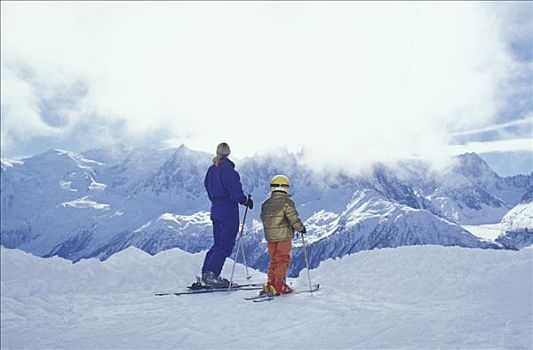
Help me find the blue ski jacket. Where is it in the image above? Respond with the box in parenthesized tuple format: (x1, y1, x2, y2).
(204, 155, 247, 220)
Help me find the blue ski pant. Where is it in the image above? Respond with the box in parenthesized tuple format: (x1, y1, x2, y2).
(201, 216, 239, 276)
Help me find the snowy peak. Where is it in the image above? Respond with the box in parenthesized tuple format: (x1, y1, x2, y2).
(172, 143, 203, 157)
(452, 152, 531, 206)
(239, 150, 309, 192)
(17, 149, 104, 194)
(83, 145, 175, 194)
(454, 152, 499, 179)
(367, 164, 421, 209)
(342, 189, 401, 225)
(25, 149, 103, 171)
(138, 146, 211, 197)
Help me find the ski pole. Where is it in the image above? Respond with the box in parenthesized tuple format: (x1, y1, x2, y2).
(228, 194, 251, 290)
(239, 234, 252, 279)
(301, 232, 313, 295)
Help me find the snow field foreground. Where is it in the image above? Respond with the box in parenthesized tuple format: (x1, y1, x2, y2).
(1, 246, 532, 349)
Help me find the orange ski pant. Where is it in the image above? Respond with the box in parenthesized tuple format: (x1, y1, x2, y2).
(267, 239, 292, 282)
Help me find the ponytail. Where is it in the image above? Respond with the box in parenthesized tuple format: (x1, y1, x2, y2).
(213, 142, 231, 166)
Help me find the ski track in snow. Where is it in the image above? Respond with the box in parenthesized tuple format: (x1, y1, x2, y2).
(1, 246, 532, 349)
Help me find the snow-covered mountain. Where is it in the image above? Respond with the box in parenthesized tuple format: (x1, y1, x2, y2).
(521, 186, 533, 202)
(132, 145, 212, 205)
(496, 201, 533, 250)
(453, 153, 531, 206)
(1, 149, 109, 251)
(1, 245, 531, 349)
(83, 144, 176, 195)
(90, 212, 213, 261)
(1, 145, 531, 274)
(247, 189, 500, 277)
(397, 153, 524, 225)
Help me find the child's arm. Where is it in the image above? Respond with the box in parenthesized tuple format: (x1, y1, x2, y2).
(285, 202, 305, 233)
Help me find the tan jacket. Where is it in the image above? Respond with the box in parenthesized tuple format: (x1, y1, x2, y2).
(261, 191, 305, 242)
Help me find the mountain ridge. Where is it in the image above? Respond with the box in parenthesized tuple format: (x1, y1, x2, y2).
(1, 145, 531, 273)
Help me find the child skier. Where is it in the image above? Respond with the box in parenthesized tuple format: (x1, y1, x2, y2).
(260, 174, 306, 296)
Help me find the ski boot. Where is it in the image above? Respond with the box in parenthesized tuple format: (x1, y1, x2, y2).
(272, 278, 293, 296)
(259, 281, 276, 297)
(201, 271, 231, 288)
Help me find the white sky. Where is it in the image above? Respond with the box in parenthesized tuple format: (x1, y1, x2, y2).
(1, 1, 531, 171)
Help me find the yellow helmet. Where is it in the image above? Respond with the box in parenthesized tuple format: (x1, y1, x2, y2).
(270, 174, 290, 193)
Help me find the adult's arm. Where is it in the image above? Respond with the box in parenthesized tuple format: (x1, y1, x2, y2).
(221, 165, 247, 204)
(204, 168, 213, 201)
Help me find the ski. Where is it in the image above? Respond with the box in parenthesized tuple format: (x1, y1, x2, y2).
(187, 282, 263, 290)
(252, 295, 274, 302)
(246, 283, 320, 302)
(156, 285, 263, 297)
(244, 293, 271, 301)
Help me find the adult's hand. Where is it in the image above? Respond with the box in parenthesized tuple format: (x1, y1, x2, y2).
(244, 197, 254, 210)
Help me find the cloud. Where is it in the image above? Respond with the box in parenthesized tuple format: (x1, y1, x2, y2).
(448, 138, 533, 155)
(448, 117, 533, 137)
(0, 60, 90, 155)
(489, 2, 533, 62)
(1, 62, 63, 153)
(1, 2, 527, 170)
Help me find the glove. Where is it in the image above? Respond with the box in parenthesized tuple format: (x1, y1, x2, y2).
(243, 197, 253, 210)
(300, 226, 307, 234)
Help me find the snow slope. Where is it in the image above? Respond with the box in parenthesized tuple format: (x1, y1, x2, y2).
(462, 223, 504, 241)
(1, 245, 531, 349)
(496, 202, 533, 249)
(501, 202, 533, 232)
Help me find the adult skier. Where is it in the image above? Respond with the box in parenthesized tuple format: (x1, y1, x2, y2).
(260, 174, 306, 295)
(201, 142, 253, 287)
